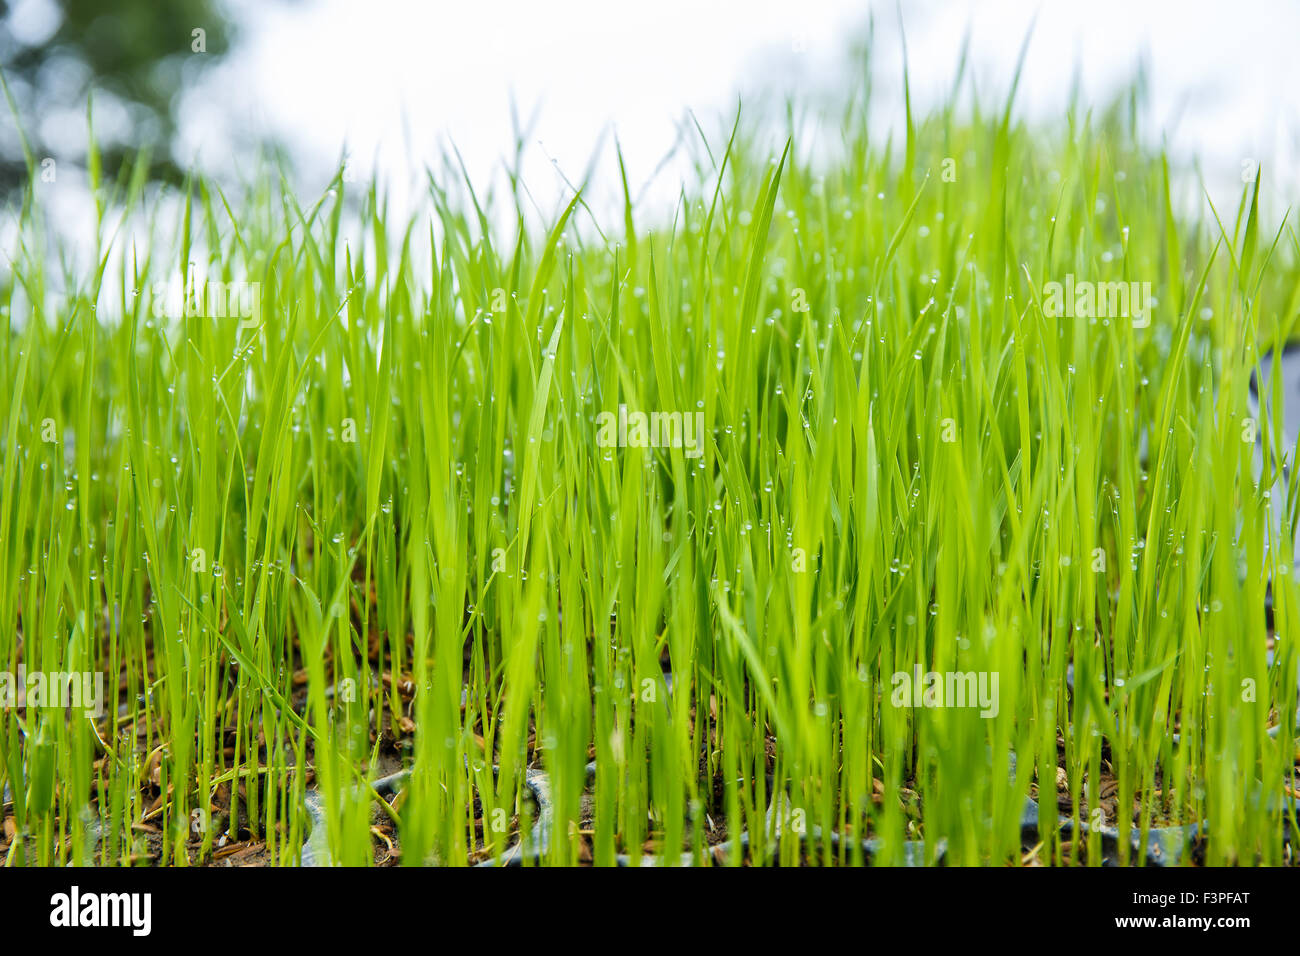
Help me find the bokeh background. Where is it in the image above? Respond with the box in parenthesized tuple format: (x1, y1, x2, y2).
(3, 0, 1299, 231)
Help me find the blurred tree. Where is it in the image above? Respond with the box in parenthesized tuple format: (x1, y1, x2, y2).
(0, 0, 235, 195)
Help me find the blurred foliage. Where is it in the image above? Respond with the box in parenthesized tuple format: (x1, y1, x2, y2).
(0, 0, 236, 195)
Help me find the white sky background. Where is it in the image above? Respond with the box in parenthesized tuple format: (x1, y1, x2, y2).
(171, 0, 1300, 228)
(5, 0, 1300, 255)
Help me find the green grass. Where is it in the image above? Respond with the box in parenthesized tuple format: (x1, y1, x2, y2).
(2, 47, 1300, 867)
